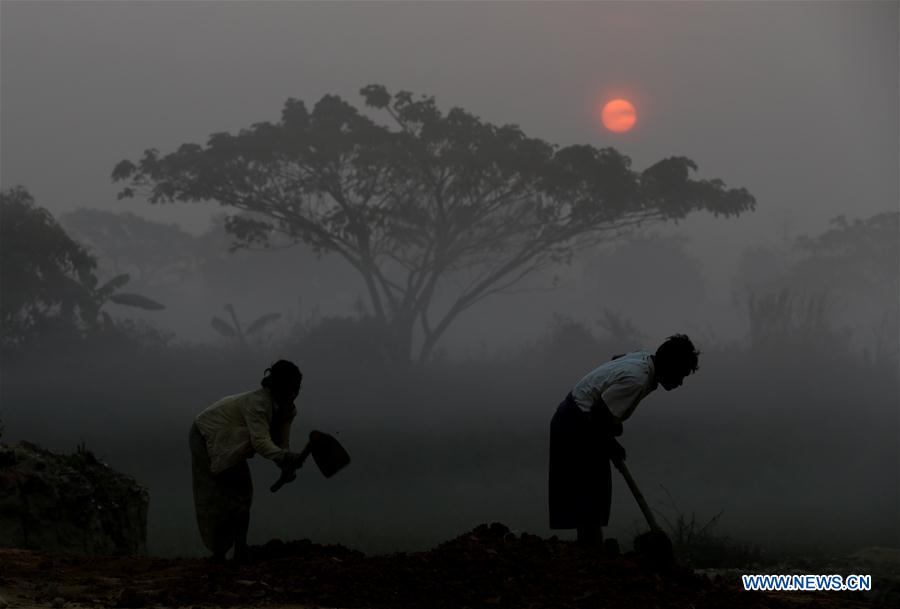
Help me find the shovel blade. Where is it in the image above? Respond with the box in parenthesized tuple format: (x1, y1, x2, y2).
(634, 529, 675, 571)
(309, 431, 351, 478)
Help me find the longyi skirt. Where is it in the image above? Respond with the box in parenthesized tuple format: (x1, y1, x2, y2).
(189, 422, 253, 554)
(548, 395, 612, 529)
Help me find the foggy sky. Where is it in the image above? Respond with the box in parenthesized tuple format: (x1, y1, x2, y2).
(1, 0, 897, 297)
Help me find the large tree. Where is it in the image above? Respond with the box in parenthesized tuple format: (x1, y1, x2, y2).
(114, 85, 755, 360)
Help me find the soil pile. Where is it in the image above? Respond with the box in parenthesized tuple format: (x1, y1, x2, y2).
(0, 441, 148, 555)
(0, 523, 888, 608)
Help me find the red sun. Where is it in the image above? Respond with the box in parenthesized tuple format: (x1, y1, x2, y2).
(601, 99, 637, 133)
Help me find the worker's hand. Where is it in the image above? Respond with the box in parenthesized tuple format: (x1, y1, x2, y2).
(279, 451, 307, 471)
(277, 469, 297, 486)
(608, 438, 626, 463)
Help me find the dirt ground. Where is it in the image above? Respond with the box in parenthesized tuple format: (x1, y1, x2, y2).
(0, 524, 890, 609)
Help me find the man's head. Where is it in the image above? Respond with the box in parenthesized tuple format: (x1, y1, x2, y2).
(261, 359, 303, 406)
(654, 334, 700, 391)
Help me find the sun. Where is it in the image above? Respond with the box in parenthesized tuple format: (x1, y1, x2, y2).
(601, 99, 637, 133)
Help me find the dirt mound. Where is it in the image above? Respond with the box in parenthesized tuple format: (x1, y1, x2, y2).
(0, 524, 887, 608)
(0, 441, 148, 555)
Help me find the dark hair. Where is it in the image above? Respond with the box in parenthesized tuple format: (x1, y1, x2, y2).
(655, 334, 700, 375)
(261, 359, 303, 394)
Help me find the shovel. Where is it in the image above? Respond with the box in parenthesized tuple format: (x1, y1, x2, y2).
(270, 430, 351, 492)
(613, 457, 675, 568)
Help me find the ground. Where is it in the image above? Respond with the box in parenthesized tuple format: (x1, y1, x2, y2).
(0, 524, 891, 609)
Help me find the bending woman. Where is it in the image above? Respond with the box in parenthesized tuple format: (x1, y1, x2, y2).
(189, 360, 305, 561)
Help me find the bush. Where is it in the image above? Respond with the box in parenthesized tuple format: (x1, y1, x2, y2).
(655, 490, 766, 569)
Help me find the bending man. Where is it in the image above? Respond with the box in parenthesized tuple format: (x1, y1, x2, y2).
(549, 334, 699, 546)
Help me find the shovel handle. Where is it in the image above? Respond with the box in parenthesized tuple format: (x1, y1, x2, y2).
(614, 458, 662, 532)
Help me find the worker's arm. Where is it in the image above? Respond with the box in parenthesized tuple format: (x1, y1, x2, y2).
(270, 403, 297, 450)
(591, 396, 626, 462)
(242, 397, 289, 463)
(591, 396, 623, 436)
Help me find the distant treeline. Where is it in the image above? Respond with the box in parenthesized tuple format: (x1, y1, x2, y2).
(1, 186, 897, 556)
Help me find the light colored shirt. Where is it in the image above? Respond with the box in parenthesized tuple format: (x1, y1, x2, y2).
(194, 387, 296, 474)
(571, 350, 658, 421)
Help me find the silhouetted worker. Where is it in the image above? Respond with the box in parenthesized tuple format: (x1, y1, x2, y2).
(549, 334, 700, 546)
(189, 360, 307, 562)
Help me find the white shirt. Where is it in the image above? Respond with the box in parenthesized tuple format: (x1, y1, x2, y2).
(194, 387, 295, 474)
(571, 350, 658, 421)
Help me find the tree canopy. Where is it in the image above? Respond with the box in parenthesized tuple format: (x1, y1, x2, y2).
(1, 186, 99, 344)
(1, 187, 164, 348)
(792, 212, 897, 363)
(794, 212, 898, 293)
(61, 208, 200, 287)
(114, 85, 755, 360)
(735, 211, 897, 364)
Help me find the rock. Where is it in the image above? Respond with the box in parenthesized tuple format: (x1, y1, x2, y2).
(0, 441, 148, 555)
(0, 593, 8, 608)
(51, 597, 65, 608)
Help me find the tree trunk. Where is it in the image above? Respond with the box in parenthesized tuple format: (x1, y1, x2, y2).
(386, 314, 415, 363)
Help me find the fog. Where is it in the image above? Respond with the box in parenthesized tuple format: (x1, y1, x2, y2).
(1, 1, 897, 558)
